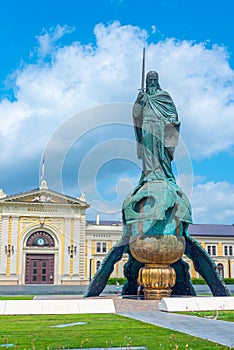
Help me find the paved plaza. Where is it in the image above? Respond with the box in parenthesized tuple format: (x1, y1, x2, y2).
(119, 309, 234, 348)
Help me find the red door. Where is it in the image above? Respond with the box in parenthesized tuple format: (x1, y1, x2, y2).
(25, 254, 54, 284)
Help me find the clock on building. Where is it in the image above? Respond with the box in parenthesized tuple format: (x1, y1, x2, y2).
(37, 238, 45, 246)
(26, 231, 55, 247)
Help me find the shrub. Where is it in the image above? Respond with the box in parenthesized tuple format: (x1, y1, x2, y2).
(107, 277, 127, 285)
(191, 277, 234, 285)
(223, 278, 234, 284)
(107, 277, 234, 286)
(191, 278, 206, 284)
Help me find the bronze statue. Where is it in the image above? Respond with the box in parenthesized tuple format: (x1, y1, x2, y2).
(133, 70, 180, 184)
(84, 51, 230, 298)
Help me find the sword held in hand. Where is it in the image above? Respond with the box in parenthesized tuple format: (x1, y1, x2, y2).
(138, 47, 145, 91)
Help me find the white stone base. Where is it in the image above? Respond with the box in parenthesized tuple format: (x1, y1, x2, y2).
(0, 275, 19, 285)
(159, 296, 234, 312)
(0, 299, 116, 315)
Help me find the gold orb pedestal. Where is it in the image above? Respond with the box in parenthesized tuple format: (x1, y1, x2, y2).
(138, 264, 176, 299)
(130, 235, 185, 300)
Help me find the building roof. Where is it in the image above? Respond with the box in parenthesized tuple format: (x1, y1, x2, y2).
(188, 224, 234, 237)
(86, 221, 234, 237)
(86, 220, 122, 226)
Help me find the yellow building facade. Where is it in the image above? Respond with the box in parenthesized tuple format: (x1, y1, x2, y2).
(85, 218, 127, 282)
(184, 224, 234, 279)
(0, 182, 233, 285)
(0, 181, 88, 285)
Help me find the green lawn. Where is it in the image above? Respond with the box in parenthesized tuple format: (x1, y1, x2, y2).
(0, 296, 34, 300)
(180, 310, 234, 322)
(0, 314, 233, 350)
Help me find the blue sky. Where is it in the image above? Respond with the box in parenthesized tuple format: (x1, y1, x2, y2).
(0, 0, 234, 224)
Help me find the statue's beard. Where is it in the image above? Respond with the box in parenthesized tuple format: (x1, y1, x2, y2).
(148, 86, 157, 95)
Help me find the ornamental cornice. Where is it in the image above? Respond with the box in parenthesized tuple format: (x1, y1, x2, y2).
(0, 201, 85, 208)
(0, 202, 83, 216)
(0, 188, 89, 208)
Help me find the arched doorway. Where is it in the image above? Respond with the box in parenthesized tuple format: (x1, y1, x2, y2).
(25, 231, 55, 284)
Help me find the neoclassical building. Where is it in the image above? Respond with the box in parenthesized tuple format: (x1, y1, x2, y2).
(0, 181, 233, 285)
(0, 180, 88, 285)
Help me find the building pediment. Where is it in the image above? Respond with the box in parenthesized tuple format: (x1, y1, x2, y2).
(0, 187, 88, 208)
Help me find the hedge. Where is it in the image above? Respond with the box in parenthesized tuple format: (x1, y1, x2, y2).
(191, 278, 234, 285)
(223, 278, 234, 284)
(107, 277, 234, 285)
(107, 278, 127, 285)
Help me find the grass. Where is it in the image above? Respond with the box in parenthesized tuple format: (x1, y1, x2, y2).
(0, 313, 233, 350)
(0, 296, 34, 300)
(180, 310, 234, 322)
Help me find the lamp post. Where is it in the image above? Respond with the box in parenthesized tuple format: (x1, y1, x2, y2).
(5, 245, 14, 257)
(89, 258, 93, 282)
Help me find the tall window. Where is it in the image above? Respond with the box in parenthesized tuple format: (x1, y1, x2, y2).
(96, 242, 101, 253)
(216, 263, 224, 278)
(102, 242, 107, 253)
(207, 245, 217, 256)
(96, 242, 108, 253)
(96, 260, 101, 271)
(224, 245, 233, 256)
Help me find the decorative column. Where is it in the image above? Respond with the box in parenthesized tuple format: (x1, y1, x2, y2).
(6, 216, 12, 277)
(72, 218, 80, 277)
(10, 216, 19, 277)
(0, 215, 5, 275)
(69, 218, 75, 278)
(62, 218, 71, 282)
(79, 213, 86, 281)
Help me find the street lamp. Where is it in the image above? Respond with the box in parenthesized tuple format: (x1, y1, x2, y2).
(89, 258, 93, 282)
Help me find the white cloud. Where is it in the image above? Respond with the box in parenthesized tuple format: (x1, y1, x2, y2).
(191, 181, 234, 224)
(1, 21, 233, 161)
(146, 39, 234, 158)
(35, 25, 75, 59)
(0, 21, 233, 223)
(0, 99, 31, 137)
(151, 25, 156, 34)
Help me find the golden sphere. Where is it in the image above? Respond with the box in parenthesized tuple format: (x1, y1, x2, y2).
(129, 234, 185, 265)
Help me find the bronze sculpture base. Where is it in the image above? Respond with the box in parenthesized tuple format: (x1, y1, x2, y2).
(138, 264, 176, 300)
(129, 235, 185, 300)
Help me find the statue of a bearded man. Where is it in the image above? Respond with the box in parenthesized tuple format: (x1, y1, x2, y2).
(133, 71, 180, 184)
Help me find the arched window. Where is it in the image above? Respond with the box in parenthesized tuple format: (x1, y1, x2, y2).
(26, 231, 55, 247)
(96, 260, 101, 271)
(216, 263, 224, 278)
